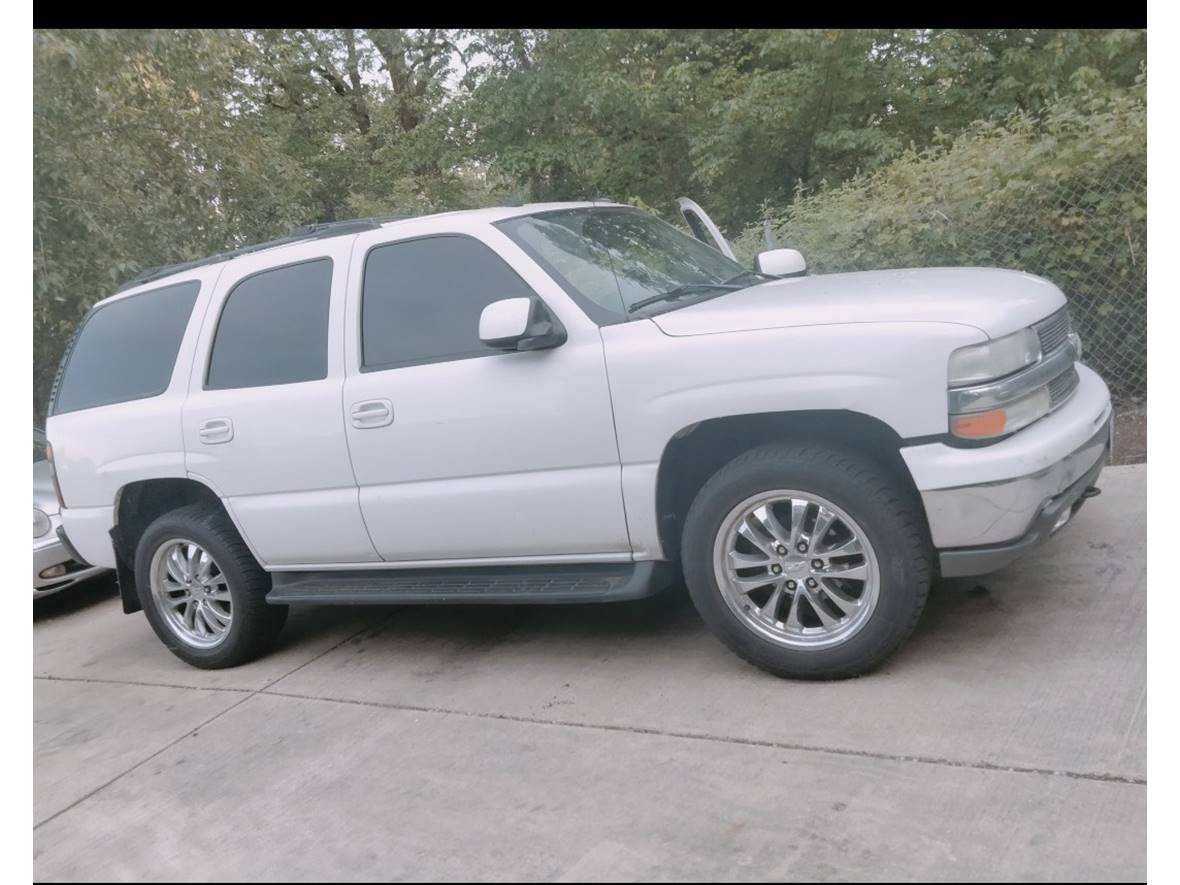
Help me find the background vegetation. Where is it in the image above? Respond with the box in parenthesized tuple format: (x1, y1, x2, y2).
(33, 28, 1147, 417)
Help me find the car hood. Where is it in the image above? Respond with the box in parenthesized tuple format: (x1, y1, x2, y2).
(649, 267, 1066, 340)
(34, 459, 59, 516)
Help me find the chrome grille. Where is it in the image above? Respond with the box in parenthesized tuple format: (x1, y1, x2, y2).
(1048, 366, 1080, 408)
(1034, 307, 1072, 355)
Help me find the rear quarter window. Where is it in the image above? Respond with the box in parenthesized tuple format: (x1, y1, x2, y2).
(51, 280, 200, 415)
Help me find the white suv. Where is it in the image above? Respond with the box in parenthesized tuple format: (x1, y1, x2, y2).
(44, 202, 1112, 678)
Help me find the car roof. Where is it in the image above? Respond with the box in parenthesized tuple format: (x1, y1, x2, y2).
(107, 201, 623, 302)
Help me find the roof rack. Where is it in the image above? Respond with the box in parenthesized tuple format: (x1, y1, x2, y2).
(115, 215, 409, 293)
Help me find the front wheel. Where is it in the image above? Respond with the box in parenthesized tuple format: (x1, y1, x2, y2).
(681, 443, 932, 679)
(135, 503, 287, 669)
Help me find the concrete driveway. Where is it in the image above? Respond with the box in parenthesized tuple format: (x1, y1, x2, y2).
(33, 464, 1146, 882)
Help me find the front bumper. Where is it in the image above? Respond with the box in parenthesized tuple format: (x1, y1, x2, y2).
(902, 363, 1113, 577)
(935, 434, 1108, 577)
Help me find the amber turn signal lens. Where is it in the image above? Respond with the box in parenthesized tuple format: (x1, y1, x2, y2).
(951, 409, 1006, 438)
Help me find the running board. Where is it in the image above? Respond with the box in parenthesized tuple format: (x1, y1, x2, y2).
(266, 561, 675, 605)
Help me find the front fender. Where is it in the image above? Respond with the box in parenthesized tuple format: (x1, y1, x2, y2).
(601, 319, 984, 559)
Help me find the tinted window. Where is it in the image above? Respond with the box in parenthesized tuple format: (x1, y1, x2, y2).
(362, 236, 537, 370)
(207, 259, 332, 389)
(52, 281, 199, 415)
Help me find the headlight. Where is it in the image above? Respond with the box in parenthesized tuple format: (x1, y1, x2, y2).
(34, 508, 51, 539)
(950, 386, 1052, 440)
(948, 328, 1041, 386)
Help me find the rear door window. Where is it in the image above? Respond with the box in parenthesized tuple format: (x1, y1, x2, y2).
(206, 258, 333, 390)
(51, 280, 200, 415)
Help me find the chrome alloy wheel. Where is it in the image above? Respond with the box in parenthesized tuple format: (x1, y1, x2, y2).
(712, 490, 880, 649)
(149, 538, 233, 649)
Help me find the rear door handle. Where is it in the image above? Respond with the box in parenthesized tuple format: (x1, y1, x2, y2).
(350, 399, 393, 429)
(198, 417, 234, 445)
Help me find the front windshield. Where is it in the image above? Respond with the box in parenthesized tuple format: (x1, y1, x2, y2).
(497, 207, 757, 319)
(33, 427, 47, 463)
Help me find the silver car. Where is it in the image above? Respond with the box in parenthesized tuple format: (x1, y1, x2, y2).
(34, 427, 106, 596)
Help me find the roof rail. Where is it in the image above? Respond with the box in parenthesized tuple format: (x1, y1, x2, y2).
(115, 215, 410, 293)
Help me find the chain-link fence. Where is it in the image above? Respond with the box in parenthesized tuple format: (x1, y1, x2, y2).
(923, 164, 1147, 405)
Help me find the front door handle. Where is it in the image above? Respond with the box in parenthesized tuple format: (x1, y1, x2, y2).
(350, 399, 394, 429)
(198, 417, 234, 445)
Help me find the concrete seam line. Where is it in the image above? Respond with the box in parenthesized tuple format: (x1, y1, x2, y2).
(32, 691, 255, 831)
(262, 609, 402, 691)
(34, 674, 254, 694)
(260, 688, 1148, 788)
(32, 615, 395, 832)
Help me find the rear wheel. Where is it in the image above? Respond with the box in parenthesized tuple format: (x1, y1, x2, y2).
(135, 503, 287, 668)
(681, 443, 931, 679)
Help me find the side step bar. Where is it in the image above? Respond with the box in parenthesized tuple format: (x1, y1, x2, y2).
(266, 561, 675, 606)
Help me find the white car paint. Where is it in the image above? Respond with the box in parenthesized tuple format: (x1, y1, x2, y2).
(52, 262, 225, 568)
(600, 318, 991, 558)
(180, 235, 379, 566)
(478, 297, 533, 344)
(677, 197, 737, 260)
(650, 267, 1065, 341)
(338, 220, 629, 566)
(46, 201, 1109, 575)
(753, 248, 807, 276)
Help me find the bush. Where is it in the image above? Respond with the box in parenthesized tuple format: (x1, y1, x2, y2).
(734, 84, 1147, 403)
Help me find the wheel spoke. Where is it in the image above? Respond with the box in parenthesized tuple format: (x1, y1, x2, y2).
(207, 587, 231, 602)
(199, 569, 224, 589)
(821, 536, 863, 558)
(821, 579, 862, 613)
(809, 508, 837, 552)
(195, 550, 214, 583)
(166, 548, 186, 583)
(784, 588, 805, 630)
(185, 544, 200, 579)
(735, 517, 775, 557)
(826, 562, 868, 582)
(732, 573, 777, 594)
(750, 585, 778, 627)
(728, 549, 770, 569)
(803, 588, 841, 628)
(753, 505, 790, 545)
(203, 602, 231, 627)
(787, 499, 809, 550)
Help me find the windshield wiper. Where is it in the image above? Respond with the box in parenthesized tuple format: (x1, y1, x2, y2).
(627, 282, 741, 314)
(627, 269, 777, 315)
(722, 269, 776, 286)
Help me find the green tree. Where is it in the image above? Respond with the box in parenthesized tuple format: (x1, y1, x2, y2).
(34, 29, 306, 416)
(463, 29, 1144, 232)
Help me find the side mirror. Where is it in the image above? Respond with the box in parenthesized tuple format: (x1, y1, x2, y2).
(755, 248, 807, 278)
(479, 296, 567, 352)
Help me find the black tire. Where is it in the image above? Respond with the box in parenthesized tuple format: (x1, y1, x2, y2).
(134, 503, 287, 669)
(681, 443, 931, 680)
